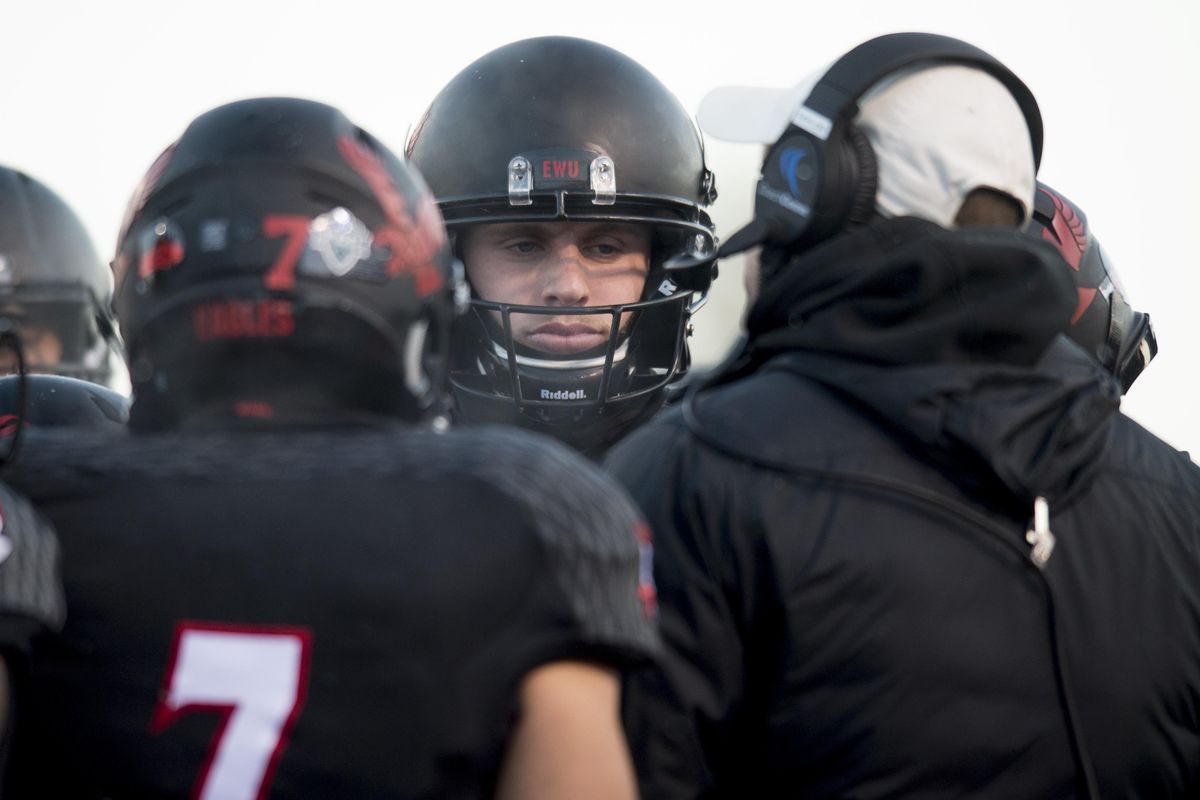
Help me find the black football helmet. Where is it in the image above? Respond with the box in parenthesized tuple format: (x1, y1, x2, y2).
(1028, 183, 1156, 392)
(406, 36, 717, 455)
(0, 373, 129, 473)
(113, 97, 462, 430)
(0, 166, 127, 390)
(0, 374, 128, 433)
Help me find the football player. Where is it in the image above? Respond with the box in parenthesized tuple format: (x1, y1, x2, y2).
(4, 97, 654, 798)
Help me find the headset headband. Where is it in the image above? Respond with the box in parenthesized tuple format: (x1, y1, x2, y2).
(798, 32, 1042, 168)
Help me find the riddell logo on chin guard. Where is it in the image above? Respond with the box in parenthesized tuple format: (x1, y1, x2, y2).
(540, 389, 587, 400)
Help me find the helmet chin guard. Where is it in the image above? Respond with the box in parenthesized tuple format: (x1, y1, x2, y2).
(450, 287, 698, 410)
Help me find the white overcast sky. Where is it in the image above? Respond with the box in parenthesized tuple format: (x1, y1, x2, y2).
(3, 0, 1198, 454)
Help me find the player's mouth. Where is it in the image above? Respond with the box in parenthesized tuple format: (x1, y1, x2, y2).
(525, 321, 609, 354)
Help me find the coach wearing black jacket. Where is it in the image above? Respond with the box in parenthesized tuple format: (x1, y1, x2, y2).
(608, 34, 1200, 799)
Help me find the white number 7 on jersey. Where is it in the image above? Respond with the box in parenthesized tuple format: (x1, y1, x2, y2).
(150, 622, 314, 800)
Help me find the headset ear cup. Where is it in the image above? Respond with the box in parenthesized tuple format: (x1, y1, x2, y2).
(845, 124, 878, 229)
(752, 131, 823, 247)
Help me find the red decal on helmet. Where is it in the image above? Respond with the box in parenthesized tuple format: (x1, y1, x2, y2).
(138, 238, 185, 279)
(541, 159, 580, 179)
(0, 414, 24, 437)
(116, 144, 177, 286)
(262, 216, 311, 290)
(1042, 191, 1087, 271)
(337, 136, 446, 297)
(194, 299, 296, 341)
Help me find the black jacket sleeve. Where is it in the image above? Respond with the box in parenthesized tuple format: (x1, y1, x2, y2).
(606, 412, 753, 799)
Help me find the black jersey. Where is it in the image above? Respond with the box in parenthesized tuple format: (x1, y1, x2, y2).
(5, 425, 655, 799)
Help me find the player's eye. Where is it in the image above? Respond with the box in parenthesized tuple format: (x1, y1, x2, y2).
(585, 240, 625, 258)
(504, 240, 540, 255)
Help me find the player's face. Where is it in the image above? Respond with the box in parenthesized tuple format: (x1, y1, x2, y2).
(0, 322, 63, 375)
(461, 221, 651, 355)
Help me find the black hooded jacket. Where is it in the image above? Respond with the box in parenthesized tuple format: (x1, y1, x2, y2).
(606, 217, 1200, 799)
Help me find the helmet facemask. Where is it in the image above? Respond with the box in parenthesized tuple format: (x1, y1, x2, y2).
(0, 284, 125, 389)
(446, 203, 714, 426)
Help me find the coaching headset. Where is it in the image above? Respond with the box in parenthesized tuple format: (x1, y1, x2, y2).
(714, 32, 1044, 258)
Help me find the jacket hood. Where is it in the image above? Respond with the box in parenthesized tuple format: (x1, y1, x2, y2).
(738, 217, 1121, 502)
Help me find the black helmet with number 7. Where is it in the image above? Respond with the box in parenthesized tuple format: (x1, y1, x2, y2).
(1027, 182, 1156, 393)
(0, 166, 128, 391)
(406, 36, 718, 456)
(113, 97, 463, 431)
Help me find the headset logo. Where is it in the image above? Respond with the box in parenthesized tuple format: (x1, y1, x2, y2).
(758, 184, 812, 218)
(779, 147, 809, 197)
